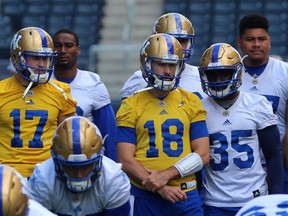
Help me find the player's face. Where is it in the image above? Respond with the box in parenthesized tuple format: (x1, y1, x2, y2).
(53, 33, 80, 69)
(206, 69, 233, 82)
(177, 38, 189, 50)
(63, 164, 94, 178)
(152, 61, 177, 79)
(26, 55, 49, 74)
(237, 28, 270, 65)
(205, 69, 233, 91)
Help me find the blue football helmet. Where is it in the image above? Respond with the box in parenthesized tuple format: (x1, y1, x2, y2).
(140, 33, 185, 91)
(10, 27, 57, 84)
(51, 116, 104, 193)
(198, 43, 243, 98)
(0, 165, 28, 216)
(153, 13, 195, 60)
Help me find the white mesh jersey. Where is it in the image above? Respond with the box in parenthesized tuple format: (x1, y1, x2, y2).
(51, 69, 111, 121)
(240, 57, 288, 140)
(120, 63, 206, 99)
(27, 199, 57, 216)
(236, 194, 288, 216)
(28, 157, 131, 216)
(202, 92, 278, 207)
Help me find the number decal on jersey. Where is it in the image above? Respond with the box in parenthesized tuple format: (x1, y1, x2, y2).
(10, 109, 48, 148)
(145, 119, 184, 158)
(209, 130, 254, 171)
(76, 106, 84, 116)
(262, 95, 280, 114)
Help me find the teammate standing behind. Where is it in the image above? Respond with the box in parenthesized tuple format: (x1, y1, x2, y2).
(51, 29, 117, 162)
(237, 14, 288, 193)
(28, 116, 131, 216)
(1, 164, 57, 216)
(117, 33, 210, 216)
(120, 12, 206, 100)
(198, 43, 283, 216)
(0, 27, 76, 177)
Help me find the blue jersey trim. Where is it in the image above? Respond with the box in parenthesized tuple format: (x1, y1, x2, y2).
(190, 120, 209, 140)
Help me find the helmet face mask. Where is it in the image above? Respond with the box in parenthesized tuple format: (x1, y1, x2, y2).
(198, 43, 243, 99)
(140, 33, 185, 92)
(10, 27, 57, 84)
(1, 165, 28, 216)
(153, 13, 195, 60)
(51, 116, 104, 193)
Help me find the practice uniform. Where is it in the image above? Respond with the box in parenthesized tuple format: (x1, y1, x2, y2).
(240, 57, 288, 141)
(117, 88, 207, 215)
(203, 92, 278, 208)
(0, 76, 76, 177)
(236, 194, 288, 216)
(120, 64, 206, 99)
(28, 157, 131, 216)
(51, 69, 117, 161)
(27, 199, 57, 216)
(240, 56, 288, 193)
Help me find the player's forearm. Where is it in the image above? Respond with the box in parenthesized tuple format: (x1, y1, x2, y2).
(120, 157, 149, 186)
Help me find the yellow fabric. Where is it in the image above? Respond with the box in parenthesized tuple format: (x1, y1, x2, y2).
(0, 76, 76, 177)
(117, 88, 206, 192)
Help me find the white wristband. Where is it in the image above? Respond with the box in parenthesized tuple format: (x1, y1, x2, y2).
(174, 152, 203, 177)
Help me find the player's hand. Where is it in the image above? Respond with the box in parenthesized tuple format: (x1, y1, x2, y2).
(156, 185, 187, 203)
(142, 168, 168, 192)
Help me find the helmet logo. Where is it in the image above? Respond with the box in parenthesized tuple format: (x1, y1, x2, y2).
(67, 154, 88, 161)
(141, 40, 151, 56)
(38, 47, 53, 53)
(208, 62, 223, 67)
(11, 34, 22, 51)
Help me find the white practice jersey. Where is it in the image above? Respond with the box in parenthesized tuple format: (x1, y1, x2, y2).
(51, 69, 111, 120)
(27, 199, 57, 216)
(240, 57, 288, 140)
(236, 194, 288, 216)
(203, 92, 278, 207)
(28, 157, 131, 216)
(120, 63, 206, 99)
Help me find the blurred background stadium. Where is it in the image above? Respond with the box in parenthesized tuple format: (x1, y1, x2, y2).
(0, 0, 287, 111)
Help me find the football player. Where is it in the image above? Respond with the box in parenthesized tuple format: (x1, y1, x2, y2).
(116, 33, 210, 216)
(199, 43, 283, 216)
(120, 12, 206, 100)
(51, 29, 117, 162)
(0, 27, 76, 177)
(28, 116, 131, 216)
(1, 164, 56, 216)
(237, 14, 288, 193)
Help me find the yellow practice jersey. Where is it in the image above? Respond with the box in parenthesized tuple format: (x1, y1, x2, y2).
(117, 88, 207, 192)
(0, 76, 77, 177)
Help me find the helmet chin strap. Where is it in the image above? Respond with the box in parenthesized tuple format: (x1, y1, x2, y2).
(67, 179, 92, 193)
(22, 81, 34, 101)
(134, 86, 154, 94)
